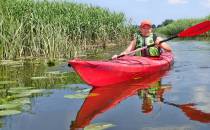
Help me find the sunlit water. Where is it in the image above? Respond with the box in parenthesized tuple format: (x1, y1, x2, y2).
(0, 41, 210, 130)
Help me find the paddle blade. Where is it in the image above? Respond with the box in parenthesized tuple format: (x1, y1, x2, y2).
(178, 20, 210, 37)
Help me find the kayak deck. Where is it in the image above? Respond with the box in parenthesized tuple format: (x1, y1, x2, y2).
(69, 52, 174, 87)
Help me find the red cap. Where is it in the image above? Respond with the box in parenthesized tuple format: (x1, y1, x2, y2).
(140, 20, 152, 27)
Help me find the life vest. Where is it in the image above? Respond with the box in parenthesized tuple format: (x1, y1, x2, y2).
(134, 32, 161, 57)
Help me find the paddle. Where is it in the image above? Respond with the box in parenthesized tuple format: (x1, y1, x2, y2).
(115, 20, 210, 59)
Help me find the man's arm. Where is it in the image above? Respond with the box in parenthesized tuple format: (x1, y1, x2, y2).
(112, 39, 136, 59)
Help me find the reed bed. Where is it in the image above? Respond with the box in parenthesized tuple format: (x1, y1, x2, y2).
(0, 0, 132, 60)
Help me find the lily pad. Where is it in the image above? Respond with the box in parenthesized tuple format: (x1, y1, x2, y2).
(0, 81, 16, 85)
(9, 98, 31, 105)
(8, 87, 34, 93)
(75, 88, 91, 93)
(27, 89, 45, 94)
(12, 93, 32, 98)
(11, 89, 45, 98)
(0, 110, 21, 116)
(85, 123, 115, 130)
(31, 76, 49, 80)
(64, 94, 88, 99)
(10, 64, 24, 68)
(64, 93, 98, 99)
(9, 87, 34, 90)
(0, 60, 23, 66)
(45, 71, 61, 75)
(0, 103, 20, 110)
(61, 75, 69, 78)
(64, 84, 90, 92)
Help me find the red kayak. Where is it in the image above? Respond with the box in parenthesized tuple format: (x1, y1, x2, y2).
(68, 52, 174, 87)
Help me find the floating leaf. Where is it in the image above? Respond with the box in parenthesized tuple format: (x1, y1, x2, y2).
(64, 93, 98, 99)
(64, 84, 90, 92)
(45, 71, 61, 75)
(0, 110, 21, 116)
(9, 98, 31, 105)
(11, 89, 45, 98)
(0, 60, 23, 66)
(31, 76, 48, 80)
(9, 87, 34, 90)
(64, 94, 88, 99)
(85, 123, 115, 130)
(8, 87, 34, 93)
(56, 76, 68, 79)
(27, 89, 45, 94)
(10, 64, 24, 68)
(0, 104, 20, 110)
(0, 81, 16, 85)
(76, 88, 91, 93)
(12, 93, 32, 98)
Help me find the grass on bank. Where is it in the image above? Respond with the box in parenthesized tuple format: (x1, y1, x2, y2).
(155, 15, 210, 40)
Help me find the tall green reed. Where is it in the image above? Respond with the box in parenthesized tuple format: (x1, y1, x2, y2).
(0, 0, 132, 60)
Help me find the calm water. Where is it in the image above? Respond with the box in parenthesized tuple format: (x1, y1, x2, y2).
(0, 41, 210, 130)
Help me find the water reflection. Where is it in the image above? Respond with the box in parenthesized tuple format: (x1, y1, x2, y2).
(0, 61, 82, 121)
(70, 70, 169, 130)
(70, 69, 210, 130)
(139, 84, 210, 123)
(138, 81, 172, 114)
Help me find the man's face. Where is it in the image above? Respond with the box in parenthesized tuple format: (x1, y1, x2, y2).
(140, 25, 152, 36)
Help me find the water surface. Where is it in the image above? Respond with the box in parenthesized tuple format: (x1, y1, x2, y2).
(0, 41, 210, 130)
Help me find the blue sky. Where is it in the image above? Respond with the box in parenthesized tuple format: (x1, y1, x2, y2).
(69, 0, 210, 25)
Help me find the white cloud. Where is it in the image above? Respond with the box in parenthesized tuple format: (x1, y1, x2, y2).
(168, 0, 188, 4)
(205, 0, 210, 7)
(200, 0, 210, 8)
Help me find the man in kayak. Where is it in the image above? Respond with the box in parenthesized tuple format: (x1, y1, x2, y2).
(112, 19, 172, 59)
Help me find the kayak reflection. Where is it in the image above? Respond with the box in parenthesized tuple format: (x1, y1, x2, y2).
(70, 70, 169, 130)
(70, 70, 210, 130)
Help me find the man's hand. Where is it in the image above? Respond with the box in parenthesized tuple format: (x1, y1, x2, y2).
(112, 52, 127, 59)
(155, 37, 162, 46)
(112, 54, 118, 59)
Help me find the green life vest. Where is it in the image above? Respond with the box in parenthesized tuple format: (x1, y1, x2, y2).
(134, 32, 161, 57)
